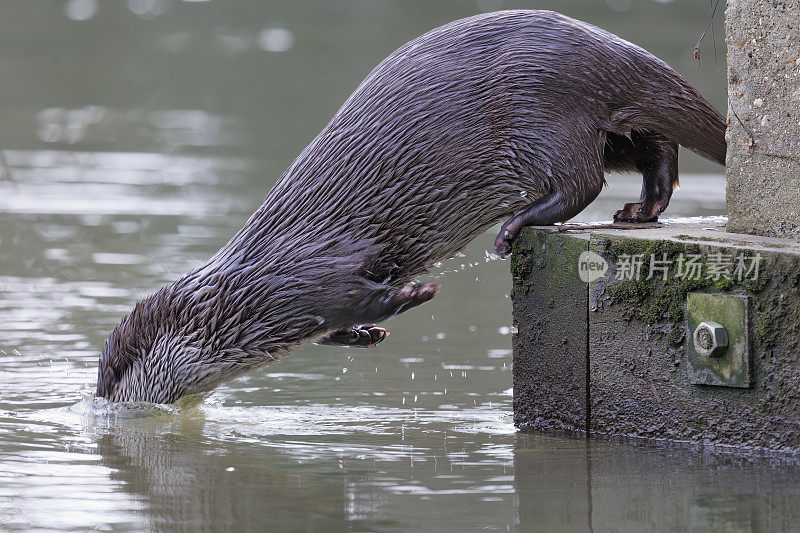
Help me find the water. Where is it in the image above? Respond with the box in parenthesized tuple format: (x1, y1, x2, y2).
(2, 1, 798, 531)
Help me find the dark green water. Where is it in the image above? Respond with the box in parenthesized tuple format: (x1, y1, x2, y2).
(2, 1, 798, 531)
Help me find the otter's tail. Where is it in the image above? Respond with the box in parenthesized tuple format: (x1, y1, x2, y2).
(612, 62, 727, 166)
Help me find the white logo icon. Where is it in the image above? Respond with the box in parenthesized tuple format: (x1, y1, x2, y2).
(578, 251, 609, 283)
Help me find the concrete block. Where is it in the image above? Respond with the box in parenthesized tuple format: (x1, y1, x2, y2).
(511, 229, 589, 434)
(511, 219, 800, 453)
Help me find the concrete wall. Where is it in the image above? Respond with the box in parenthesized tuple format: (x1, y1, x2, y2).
(726, 0, 800, 238)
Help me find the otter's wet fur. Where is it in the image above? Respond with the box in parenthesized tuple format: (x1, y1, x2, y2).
(97, 10, 726, 403)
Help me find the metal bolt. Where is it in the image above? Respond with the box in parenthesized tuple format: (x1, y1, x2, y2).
(693, 321, 729, 358)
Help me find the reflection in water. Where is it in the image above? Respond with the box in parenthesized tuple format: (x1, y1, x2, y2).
(10, 406, 797, 531)
(35, 105, 240, 148)
(3, 0, 798, 531)
(94, 415, 350, 531)
(77, 398, 518, 531)
(515, 433, 800, 532)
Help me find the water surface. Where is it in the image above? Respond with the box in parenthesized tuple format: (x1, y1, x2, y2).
(2, 1, 799, 531)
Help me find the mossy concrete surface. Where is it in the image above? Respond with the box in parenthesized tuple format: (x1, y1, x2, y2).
(511, 218, 800, 453)
(726, 0, 800, 239)
(686, 292, 751, 387)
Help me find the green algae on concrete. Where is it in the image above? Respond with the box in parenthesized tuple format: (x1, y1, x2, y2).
(686, 292, 751, 388)
(510, 237, 534, 292)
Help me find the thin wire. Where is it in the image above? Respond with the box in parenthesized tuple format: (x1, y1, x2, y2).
(694, 0, 720, 65)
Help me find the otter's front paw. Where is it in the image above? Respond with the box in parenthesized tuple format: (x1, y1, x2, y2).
(318, 325, 388, 348)
(494, 218, 525, 256)
(494, 229, 514, 256)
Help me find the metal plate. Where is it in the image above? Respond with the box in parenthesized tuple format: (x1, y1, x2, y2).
(686, 293, 752, 388)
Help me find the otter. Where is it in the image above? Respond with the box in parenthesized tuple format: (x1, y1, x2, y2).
(97, 10, 726, 403)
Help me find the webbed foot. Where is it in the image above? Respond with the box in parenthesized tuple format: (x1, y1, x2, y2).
(317, 325, 388, 348)
(613, 201, 664, 223)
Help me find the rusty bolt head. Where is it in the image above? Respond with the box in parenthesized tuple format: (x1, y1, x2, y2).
(693, 321, 728, 358)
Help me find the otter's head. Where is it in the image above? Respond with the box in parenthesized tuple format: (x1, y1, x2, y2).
(96, 284, 224, 404)
(95, 260, 347, 404)
(95, 268, 275, 404)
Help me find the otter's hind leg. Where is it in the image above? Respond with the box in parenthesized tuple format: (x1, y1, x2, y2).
(494, 162, 605, 255)
(608, 131, 679, 222)
(317, 282, 438, 347)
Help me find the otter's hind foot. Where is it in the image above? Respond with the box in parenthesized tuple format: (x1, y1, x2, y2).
(317, 325, 388, 348)
(613, 202, 663, 223)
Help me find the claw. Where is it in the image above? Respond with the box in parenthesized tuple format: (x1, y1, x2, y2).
(356, 324, 388, 347)
(613, 202, 659, 223)
(316, 324, 389, 348)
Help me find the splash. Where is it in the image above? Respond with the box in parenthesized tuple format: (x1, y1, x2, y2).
(69, 391, 206, 419)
